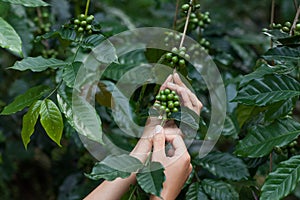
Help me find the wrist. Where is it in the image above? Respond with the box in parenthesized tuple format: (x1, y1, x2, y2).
(130, 138, 152, 163)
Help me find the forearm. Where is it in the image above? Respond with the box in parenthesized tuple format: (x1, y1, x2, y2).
(84, 173, 136, 200)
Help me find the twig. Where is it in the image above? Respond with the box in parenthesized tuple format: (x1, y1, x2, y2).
(269, 153, 273, 173)
(179, 0, 193, 48)
(290, 5, 300, 35)
(270, 0, 275, 48)
(85, 0, 91, 16)
(173, 0, 180, 30)
(293, 0, 299, 10)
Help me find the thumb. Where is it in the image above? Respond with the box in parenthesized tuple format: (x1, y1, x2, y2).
(152, 125, 166, 161)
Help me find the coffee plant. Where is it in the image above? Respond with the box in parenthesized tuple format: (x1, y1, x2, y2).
(0, 0, 300, 199)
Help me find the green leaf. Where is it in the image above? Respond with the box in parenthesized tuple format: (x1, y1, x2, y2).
(81, 34, 106, 49)
(103, 63, 138, 81)
(72, 95, 103, 143)
(86, 164, 131, 181)
(57, 89, 75, 128)
(235, 118, 300, 157)
(0, 0, 48, 7)
(62, 62, 81, 88)
(261, 155, 300, 200)
(233, 74, 300, 106)
(36, 28, 77, 43)
(202, 179, 239, 200)
(9, 56, 66, 72)
(236, 105, 266, 128)
(86, 155, 143, 181)
(0, 17, 22, 56)
(221, 116, 238, 139)
(186, 182, 209, 200)
(137, 162, 165, 197)
(262, 46, 300, 67)
(171, 106, 199, 130)
(265, 98, 296, 121)
(39, 99, 63, 147)
(21, 100, 42, 149)
(196, 152, 249, 181)
(239, 62, 295, 87)
(0, 85, 50, 115)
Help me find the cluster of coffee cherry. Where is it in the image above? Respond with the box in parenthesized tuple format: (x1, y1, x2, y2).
(165, 46, 190, 69)
(273, 140, 298, 155)
(154, 89, 180, 117)
(42, 49, 58, 59)
(33, 11, 51, 34)
(199, 38, 210, 50)
(164, 32, 182, 47)
(181, 3, 211, 30)
(271, 21, 300, 35)
(73, 14, 94, 34)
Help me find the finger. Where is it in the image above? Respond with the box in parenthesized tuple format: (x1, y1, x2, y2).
(169, 135, 187, 156)
(173, 73, 187, 88)
(167, 81, 201, 113)
(160, 74, 173, 91)
(176, 87, 193, 109)
(152, 125, 166, 160)
(130, 138, 152, 162)
(187, 90, 203, 114)
(142, 117, 162, 139)
(167, 147, 175, 157)
(164, 126, 183, 137)
(173, 73, 200, 107)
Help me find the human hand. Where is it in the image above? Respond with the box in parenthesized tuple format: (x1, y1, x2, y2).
(162, 73, 202, 115)
(150, 125, 192, 200)
(131, 74, 177, 162)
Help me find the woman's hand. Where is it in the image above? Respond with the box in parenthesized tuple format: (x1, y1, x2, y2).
(164, 73, 202, 115)
(150, 125, 192, 200)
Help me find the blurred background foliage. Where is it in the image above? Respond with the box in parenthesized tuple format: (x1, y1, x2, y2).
(0, 0, 299, 199)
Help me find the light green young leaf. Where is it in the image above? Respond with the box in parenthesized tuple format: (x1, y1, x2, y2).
(186, 182, 209, 200)
(21, 100, 42, 149)
(57, 90, 74, 128)
(202, 179, 239, 200)
(0, 85, 50, 115)
(137, 162, 165, 197)
(235, 118, 300, 157)
(86, 155, 143, 181)
(0, 0, 48, 7)
(10, 56, 66, 72)
(62, 62, 81, 88)
(72, 95, 103, 144)
(39, 99, 63, 147)
(261, 155, 300, 200)
(0, 17, 22, 57)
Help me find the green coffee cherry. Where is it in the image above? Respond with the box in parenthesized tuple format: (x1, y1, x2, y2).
(73, 14, 95, 34)
(154, 88, 181, 118)
(79, 14, 86, 20)
(164, 47, 189, 70)
(181, 4, 190, 12)
(86, 15, 94, 23)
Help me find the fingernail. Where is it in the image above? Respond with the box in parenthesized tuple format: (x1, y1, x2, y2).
(155, 125, 162, 134)
(167, 82, 175, 87)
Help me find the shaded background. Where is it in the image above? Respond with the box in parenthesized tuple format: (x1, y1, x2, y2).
(0, 0, 299, 199)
